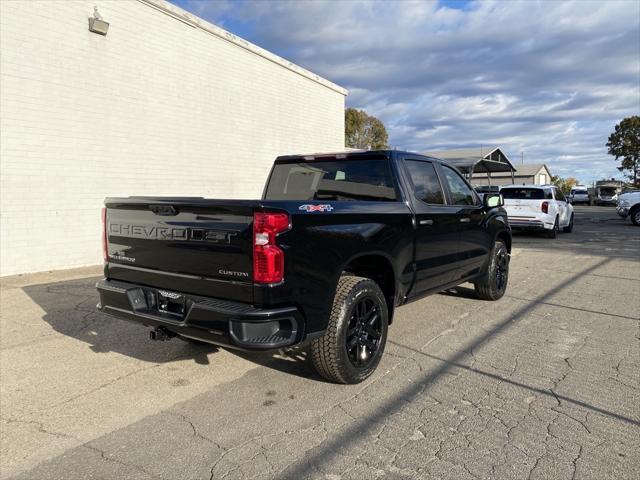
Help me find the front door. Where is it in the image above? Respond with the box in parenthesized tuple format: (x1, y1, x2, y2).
(402, 159, 461, 296)
(438, 164, 493, 279)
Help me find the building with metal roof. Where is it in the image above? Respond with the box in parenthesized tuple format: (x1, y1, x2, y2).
(423, 147, 517, 184)
(472, 163, 553, 186)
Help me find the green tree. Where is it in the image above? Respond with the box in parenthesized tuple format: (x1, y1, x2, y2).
(551, 175, 578, 195)
(607, 116, 640, 186)
(345, 108, 389, 149)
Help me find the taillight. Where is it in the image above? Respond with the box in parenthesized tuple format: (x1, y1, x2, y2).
(541, 201, 549, 214)
(101, 207, 108, 262)
(253, 211, 290, 284)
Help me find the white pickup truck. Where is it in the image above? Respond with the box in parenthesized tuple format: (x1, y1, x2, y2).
(500, 185, 574, 238)
(616, 191, 640, 226)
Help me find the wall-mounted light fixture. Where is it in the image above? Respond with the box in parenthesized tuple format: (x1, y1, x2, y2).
(88, 6, 109, 36)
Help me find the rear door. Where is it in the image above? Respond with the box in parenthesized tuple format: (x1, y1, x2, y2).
(105, 198, 256, 301)
(401, 157, 461, 295)
(438, 164, 492, 279)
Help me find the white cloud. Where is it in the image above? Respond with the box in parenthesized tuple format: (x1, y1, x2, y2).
(173, 0, 640, 184)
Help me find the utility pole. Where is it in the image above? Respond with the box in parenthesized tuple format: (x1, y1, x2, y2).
(521, 152, 524, 165)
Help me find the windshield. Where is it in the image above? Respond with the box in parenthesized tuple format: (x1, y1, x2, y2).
(599, 187, 616, 195)
(500, 188, 545, 200)
(264, 159, 397, 201)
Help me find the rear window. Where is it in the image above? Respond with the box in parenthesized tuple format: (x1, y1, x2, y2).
(572, 190, 588, 195)
(500, 188, 545, 200)
(264, 159, 397, 201)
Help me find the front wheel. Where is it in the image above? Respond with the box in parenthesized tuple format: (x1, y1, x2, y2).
(563, 213, 574, 233)
(310, 275, 388, 384)
(631, 207, 640, 226)
(474, 240, 510, 301)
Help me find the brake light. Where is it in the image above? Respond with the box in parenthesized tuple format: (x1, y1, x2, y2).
(101, 207, 108, 261)
(253, 211, 290, 284)
(541, 201, 549, 214)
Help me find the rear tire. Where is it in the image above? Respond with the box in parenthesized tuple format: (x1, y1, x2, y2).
(631, 206, 640, 226)
(545, 217, 559, 238)
(310, 275, 388, 384)
(474, 240, 509, 301)
(563, 213, 574, 233)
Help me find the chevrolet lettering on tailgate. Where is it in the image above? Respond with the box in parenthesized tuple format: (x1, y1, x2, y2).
(109, 224, 237, 243)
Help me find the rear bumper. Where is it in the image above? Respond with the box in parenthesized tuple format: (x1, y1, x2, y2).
(96, 279, 306, 350)
(569, 197, 589, 204)
(507, 217, 550, 231)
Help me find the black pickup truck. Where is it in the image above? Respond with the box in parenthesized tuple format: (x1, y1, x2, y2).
(97, 150, 511, 383)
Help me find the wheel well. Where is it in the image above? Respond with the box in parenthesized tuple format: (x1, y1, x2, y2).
(343, 255, 396, 323)
(497, 231, 511, 253)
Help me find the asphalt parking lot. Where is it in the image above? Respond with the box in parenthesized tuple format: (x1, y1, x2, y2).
(1, 206, 638, 480)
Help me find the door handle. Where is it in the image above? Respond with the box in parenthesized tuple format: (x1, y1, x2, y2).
(419, 219, 434, 226)
(459, 217, 471, 223)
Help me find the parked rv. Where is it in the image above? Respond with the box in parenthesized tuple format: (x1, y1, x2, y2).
(595, 180, 623, 206)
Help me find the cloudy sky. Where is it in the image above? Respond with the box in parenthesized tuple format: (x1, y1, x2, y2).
(170, 0, 639, 184)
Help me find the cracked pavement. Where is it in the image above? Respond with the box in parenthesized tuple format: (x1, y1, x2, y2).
(1, 206, 638, 479)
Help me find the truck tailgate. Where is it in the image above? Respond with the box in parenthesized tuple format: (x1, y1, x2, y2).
(104, 197, 256, 301)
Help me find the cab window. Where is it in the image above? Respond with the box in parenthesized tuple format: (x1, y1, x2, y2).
(404, 160, 445, 205)
(441, 165, 479, 206)
(265, 159, 397, 201)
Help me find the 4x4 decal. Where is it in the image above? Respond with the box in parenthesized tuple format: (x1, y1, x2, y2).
(299, 204, 334, 212)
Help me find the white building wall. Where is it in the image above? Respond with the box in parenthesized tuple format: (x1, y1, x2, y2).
(0, 0, 346, 276)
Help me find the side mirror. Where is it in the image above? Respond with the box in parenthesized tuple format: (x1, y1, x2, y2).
(484, 193, 503, 209)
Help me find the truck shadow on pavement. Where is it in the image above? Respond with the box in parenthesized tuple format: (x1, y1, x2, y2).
(231, 348, 323, 381)
(20, 274, 362, 381)
(22, 276, 317, 376)
(22, 277, 218, 364)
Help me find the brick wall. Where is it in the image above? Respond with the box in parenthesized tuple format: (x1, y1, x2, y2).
(0, 0, 346, 276)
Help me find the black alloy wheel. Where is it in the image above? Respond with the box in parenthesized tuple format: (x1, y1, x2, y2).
(345, 297, 383, 368)
(494, 246, 509, 293)
(311, 275, 389, 384)
(474, 239, 509, 301)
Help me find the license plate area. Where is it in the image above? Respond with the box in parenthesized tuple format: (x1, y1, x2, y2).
(127, 287, 187, 320)
(157, 290, 186, 316)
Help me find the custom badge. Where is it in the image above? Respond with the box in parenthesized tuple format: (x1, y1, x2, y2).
(298, 204, 334, 212)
